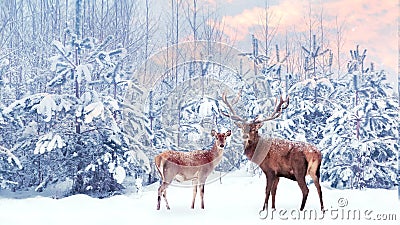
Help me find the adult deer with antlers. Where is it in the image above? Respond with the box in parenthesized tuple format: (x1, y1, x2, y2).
(155, 129, 231, 210)
(221, 92, 324, 213)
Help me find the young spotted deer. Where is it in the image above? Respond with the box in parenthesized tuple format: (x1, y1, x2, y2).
(221, 92, 324, 213)
(155, 130, 231, 210)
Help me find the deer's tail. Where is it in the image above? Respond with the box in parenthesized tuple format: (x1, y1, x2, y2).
(155, 155, 164, 182)
(306, 150, 322, 178)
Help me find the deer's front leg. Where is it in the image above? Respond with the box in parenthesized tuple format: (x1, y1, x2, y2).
(191, 180, 198, 209)
(199, 184, 205, 209)
(261, 172, 276, 212)
(271, 177, 280, 209)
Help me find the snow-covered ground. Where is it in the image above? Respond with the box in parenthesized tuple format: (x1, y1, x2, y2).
(0, 170, 398, 225)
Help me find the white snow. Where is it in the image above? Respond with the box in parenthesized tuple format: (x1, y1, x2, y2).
(0, 58, 9, 66)
(51, 40, 65, 54)
(34, 132, 65, 155)
(198, 97, 218, 118)
(22, 121, 38, 138)
(75, 64, 92, 84)
(83, 101, 104, 123)
(113, 166, 126, 184)
(0, 170, 398, 225)
(0, 146, 23, 170)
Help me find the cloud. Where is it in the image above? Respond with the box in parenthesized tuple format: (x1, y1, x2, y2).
(220, 1, 306, 40)
(218, 0, 397, 78)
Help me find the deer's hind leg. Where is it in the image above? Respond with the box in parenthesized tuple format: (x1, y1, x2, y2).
(293, 161, 309, 211)
(157, 167, 176, 210)
(308, 159, 324, 211)
(157, 182, 170, 210)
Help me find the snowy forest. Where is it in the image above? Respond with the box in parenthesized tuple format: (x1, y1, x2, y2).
(0, 0, 398, 198)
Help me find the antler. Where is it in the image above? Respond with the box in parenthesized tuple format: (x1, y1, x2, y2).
(220, 91, 246, 122)
(254, 95, 289, 123)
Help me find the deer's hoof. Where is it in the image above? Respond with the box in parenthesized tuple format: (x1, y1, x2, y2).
(259, 208, 268, 219)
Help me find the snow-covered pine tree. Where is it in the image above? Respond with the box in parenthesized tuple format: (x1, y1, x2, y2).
(351, 71, 397, 189)
(0, 1, 151, 197)
(0, 145, 22, 190)
(48, 38, 150, 196)
(0, 93, 76, 192)
(321, 48, 398, 189)
(276, 76, 334, 144)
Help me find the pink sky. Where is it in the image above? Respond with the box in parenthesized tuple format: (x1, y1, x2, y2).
(214, 0, 397, 85)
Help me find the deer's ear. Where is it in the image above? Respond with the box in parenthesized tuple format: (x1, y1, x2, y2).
(226, 130, 232, 136)
(211, 130, 217, 137)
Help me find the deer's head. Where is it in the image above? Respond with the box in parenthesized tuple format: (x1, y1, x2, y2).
(220, 91, 289, 147)
(211, 129, 232, 148)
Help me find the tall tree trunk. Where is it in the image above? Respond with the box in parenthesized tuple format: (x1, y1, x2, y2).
(74, 0, 83, 134)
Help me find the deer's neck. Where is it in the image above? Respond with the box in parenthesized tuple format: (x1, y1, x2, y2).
(211, 144, 224, 153)
(211, 144, 224, 155)
(244, 134, 260, 160)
